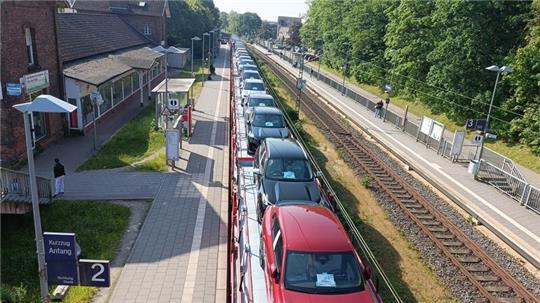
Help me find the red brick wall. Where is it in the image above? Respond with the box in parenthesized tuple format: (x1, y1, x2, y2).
(1, 1, 64, 168)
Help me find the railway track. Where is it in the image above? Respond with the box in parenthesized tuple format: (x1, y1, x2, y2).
(249, 46, 539, 303)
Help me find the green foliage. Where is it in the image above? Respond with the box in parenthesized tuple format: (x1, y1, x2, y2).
(167, 0, 220, 49)
(361, 175, 373, 188)
(287, 21, 302, 46)
(258, 21, 277, 40)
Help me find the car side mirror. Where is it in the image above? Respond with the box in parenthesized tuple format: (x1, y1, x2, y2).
(362, 266, 373, 280)
(270, 264, 279, 283)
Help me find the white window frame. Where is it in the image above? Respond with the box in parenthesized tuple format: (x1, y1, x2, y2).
(143, 24, 151, 35)
(25, 28, 35, 66)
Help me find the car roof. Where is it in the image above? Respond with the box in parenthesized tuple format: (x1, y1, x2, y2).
(245, 78, 264, 84)
(242, 64, 257, 68)
(277, 205, 352, 252)
(253, 106, 282, 114)
(264, 138, 306, 159)
(249, 93, 273, 99)
(243, 70, 260, 75)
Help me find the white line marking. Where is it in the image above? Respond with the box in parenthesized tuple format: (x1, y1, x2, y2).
(181, 47, 228, 301)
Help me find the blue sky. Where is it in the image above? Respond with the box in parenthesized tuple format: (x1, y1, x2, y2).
(213, 0, 308, 22)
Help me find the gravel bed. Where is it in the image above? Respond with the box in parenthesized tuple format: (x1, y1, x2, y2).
(337, 125, 540, 300)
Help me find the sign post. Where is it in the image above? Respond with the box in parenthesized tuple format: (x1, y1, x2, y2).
(78, 260, 111, 287)
(43, 232, 79, 285)
(90, 91, 104, 151)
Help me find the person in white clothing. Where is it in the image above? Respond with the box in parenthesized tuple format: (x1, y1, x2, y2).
(53, 158, 65, 197)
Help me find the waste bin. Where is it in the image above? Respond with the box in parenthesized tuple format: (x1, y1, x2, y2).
(468, 160, 480, 176)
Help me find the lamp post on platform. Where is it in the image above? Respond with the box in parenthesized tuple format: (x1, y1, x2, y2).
(202, 32, 210, 84)
(478, 65, 512, 161)
(13, 95, 77, 303)
(341, 42, 351, 96)
(191, 36, 201, 77)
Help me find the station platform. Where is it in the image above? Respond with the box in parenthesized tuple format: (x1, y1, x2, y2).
(251, 44, 540, 269)
(108, 45, 230, 303)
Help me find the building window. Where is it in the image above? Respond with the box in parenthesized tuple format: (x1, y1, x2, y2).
(143, 24, 151, 35)
(99, 82, 113, 114)
(25, 28, 38, 66)
(132, 73, 140, 90)
(81, 95, 94, 127)
(113, 80, 123, 104)
(122, 74, 133, 97)
(31, 112, 47, 141)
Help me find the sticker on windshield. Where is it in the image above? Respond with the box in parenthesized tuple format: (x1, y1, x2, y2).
(259, 103, 266, 106)
(283, 171, 295, 179)
(265, 121, 274, 127)
(316, 273, 336, 287)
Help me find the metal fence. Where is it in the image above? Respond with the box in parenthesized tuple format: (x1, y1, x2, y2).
(264, 45, 540, 215)
(0, 167, 53, 204)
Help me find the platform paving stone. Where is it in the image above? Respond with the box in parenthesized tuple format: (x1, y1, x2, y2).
(109, 45, 230, 303)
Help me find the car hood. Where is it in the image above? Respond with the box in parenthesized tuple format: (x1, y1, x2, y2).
(262, 179, 320, 204)
(279, 289, 375, 303)
(251, 126, 288, 140)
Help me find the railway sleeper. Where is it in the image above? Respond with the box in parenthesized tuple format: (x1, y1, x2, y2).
(484, 285, 512, 293)
(415, 214, 434, 220)
(492, 297, 523, 303)
(473, 275, 500, 283)
(403, 203, 424, 209)
(434, 233, 454, 240)
(409, 208, 429, 214)
(420, 220, 441, 226)
(427, 226, 448, 233)
(456, 256, 481, 263)
(465, 264, 490, 272)
(442, 241, 463, 247)
(396, 193, 413, 199)
(449, 247, 471, 255)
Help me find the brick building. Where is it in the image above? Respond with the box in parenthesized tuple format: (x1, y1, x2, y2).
(0, 1, 65, 168)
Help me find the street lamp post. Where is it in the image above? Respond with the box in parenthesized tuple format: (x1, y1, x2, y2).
(478, 65, 512, 161)
(13, 95, 77, 303)
(383, 48, 397, 122)
(191, 36, 201, 77)
(202, 32, 210, 84)
(341, 42, 351, 96)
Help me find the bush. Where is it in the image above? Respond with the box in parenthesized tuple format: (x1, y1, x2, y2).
(1, 284, 28, 303)
(361, 175, 372, 188)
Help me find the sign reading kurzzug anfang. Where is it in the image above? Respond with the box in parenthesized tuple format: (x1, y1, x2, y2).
(23, 70, 49, 94)
(43, 232, 79, 285)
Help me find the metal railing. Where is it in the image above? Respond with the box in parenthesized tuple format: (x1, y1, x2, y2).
(476, 160, 539, 214)
(0, 167, 53, 204)
(262, 44, 540, 216)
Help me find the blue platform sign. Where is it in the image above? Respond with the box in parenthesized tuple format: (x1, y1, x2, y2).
(466, 119, 487, 131)
(6, 83, 22, 96)
(47, 261, 79, 285)
(43, 232, 77, 261)
(78, 260, 111, 287)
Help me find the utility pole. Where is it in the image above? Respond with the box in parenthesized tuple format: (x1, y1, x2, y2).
(341, 42, 351, 96)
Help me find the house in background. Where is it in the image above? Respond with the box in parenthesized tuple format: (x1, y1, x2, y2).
(276, 16, 302, 42)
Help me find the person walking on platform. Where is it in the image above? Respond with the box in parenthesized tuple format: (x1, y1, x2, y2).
(375, 100, 384, 118)
(53, 158, 65, 197)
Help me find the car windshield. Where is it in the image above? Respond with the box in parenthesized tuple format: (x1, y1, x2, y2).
(249, 98, 273, 107)
(243, 73, 260, 80)
(284, 251, 364, 295)
(244, 82, 264, 91)
(252, 113, 284, 128)
(265, 158, 312, 180)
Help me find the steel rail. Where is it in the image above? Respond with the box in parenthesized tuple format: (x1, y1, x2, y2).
(250, 45, 538, 303)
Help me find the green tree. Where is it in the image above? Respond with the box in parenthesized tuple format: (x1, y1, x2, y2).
(425, 0, 530, 119)
(287, 21, 302, 46)
(228, 11, 240, 34)
(384, 0, 436, 97)
(503, 0, 540, 153)
(237, 12, 262, 37)
(258, 21, 277, 40)
(220, 11, 229, 30)
(167, 0, 220, 48)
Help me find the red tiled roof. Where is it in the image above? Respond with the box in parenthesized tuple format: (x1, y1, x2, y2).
(57, 13, 150, 62)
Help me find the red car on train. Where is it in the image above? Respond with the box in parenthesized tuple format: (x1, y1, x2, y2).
(260, 204, 380, 303)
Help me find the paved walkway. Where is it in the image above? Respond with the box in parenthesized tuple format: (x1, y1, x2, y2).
(255, 44, 540, 269)
(108, 45, 230, 303)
